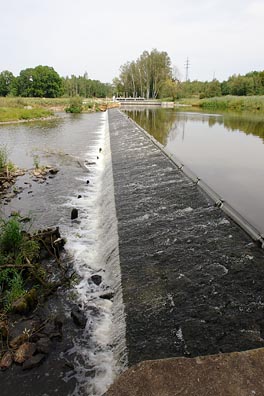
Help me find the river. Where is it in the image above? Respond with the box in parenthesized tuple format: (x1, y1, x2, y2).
(0, 112, 126, 396)
(124, 107, 264, 234)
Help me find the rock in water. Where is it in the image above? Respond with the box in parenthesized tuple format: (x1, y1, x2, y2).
(14, 342, 37, 364)
(22, 354, 45, 370)
(0, 352, 13, 370)
(91, 274, 102, 286)
(36, 337, 51, 354)
(71, 208, 78, 220)
(71, 307, 86, 328)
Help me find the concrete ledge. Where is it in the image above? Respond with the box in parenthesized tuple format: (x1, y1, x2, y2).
(105, 348, 264, 396)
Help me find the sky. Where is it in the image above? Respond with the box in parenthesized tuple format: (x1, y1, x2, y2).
(1, 0, 264, 83)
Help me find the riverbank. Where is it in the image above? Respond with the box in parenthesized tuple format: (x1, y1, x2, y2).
(0, 97, 119, 123)
(0, 164, 81, 395)
(179, 95, 264, 112)
(0, 111, 125, 395)
(0, 107, 53, 123)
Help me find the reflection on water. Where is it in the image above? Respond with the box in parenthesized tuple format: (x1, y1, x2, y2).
(126, 107, 178, 145)
(125, 107, 264, 233)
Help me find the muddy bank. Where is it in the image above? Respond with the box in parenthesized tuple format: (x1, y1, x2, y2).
(0, 168, 84, 395)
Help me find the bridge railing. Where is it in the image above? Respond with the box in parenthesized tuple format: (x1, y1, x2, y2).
(115, 97, 146, 101)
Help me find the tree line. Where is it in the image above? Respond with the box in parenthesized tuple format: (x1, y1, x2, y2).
(113, 49, 264, 100)
(177, 71, 264, 99)
(0, 66, 112, 98)
(1, 55, 264, 100)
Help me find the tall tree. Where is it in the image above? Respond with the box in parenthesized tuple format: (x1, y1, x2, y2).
(16, 66, 62, 97)
(0, 70, 15, 96)
(115, 49, 173, 99)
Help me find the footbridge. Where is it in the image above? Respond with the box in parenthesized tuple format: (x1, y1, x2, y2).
(114, 97, 174, 107)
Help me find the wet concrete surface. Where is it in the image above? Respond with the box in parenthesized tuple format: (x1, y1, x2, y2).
(105, 348, 264, 396)
(108, 109, 264, 366)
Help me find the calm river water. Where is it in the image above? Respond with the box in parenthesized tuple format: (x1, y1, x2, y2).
(124, 107, 264, 234)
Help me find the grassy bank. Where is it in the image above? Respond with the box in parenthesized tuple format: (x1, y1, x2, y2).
(0, 97, 118, 122)
(0, 107, 53, 122)
(179, 95, 264, 112)
(0, 97, 54, 122)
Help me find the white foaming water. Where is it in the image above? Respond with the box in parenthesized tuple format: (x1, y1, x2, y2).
(63, 112, 127, 395)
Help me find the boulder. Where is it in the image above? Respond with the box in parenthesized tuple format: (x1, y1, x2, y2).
(71, 208, 78, 220)
(22, 354, 45, 370)
(12, 288, 38, 314)
(0, 352, 13, 370)
(14, 342, 36, 364)
(100, 291, 114, 300)
(0, 320, 8, 338)
(71, 307, 86, 328)
(49, 167, 59, 175)
(91, 274, 102, 286)
(9, 334, 28, 349)
(36, 337, 51, 354)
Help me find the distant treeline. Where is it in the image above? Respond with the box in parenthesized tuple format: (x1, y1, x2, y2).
(0, 66, 112, 98)
(1, 57, 264, 100)
(114, 49, 264, 100)
(178, 71, 264, 99)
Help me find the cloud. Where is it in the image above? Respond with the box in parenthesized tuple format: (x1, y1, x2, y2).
(246, 1, 264, 17)
(1, 0, 264, 82)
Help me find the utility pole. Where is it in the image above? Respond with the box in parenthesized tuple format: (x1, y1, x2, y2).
(185, 57, 190, 81)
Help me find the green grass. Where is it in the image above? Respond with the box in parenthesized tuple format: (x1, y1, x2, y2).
(0, 217, 40, 311)
(0, 96, 116, 121)
(178, 95, 264, 112)
(0, 107, 53, 122)
(0, 97, 70, 108)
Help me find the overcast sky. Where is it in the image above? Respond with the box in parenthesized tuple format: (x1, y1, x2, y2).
(1, 0, 263, 83)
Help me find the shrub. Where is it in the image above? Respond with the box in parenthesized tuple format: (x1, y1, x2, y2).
(2, 270, 26, 310)
(65, 96, 83, 113)
(0, 218, 23, 257)
(0, 217, 40, 311)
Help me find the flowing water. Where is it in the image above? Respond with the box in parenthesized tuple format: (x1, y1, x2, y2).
(0, 112, 127, 395)
(124, 107, 264, 234)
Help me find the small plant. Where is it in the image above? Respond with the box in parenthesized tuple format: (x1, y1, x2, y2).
(0, 268, 26, 311)
(4, 271, 26, 311)
(65, 96, 83, 113)
(19, 238, 40, 262)
(0, 218, 23, 257)
(0, 217, 42, 312)
(0, 145, 8, 171)
(33, 155, 40, 169)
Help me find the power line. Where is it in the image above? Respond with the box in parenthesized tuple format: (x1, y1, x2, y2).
(185, 57, 190, 81)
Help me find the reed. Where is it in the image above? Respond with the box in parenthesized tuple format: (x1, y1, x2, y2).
(180, 95, 264, 112)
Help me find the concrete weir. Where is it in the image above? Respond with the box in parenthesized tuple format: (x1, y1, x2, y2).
(107, 109, 264, 378)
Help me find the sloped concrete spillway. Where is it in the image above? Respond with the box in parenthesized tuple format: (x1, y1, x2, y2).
(108, 108, 264, 366)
